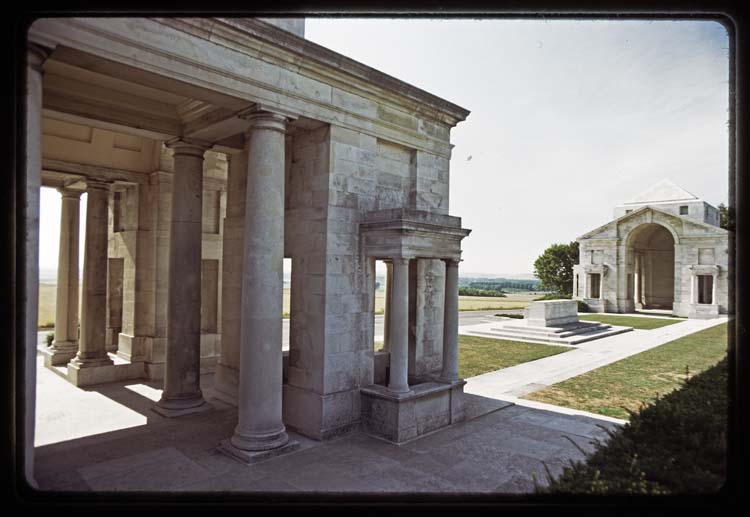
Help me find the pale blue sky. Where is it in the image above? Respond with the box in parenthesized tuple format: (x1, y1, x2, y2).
(38, 18, 729, 277)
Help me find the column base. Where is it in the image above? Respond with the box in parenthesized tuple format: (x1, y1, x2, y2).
(69, 354, 114, 368)
(217, 438, 300, 465)
(437, 376, 463, 386)
(152, 396, 213, 418)
(228, 426, 290, 452)
(43, 342, 78, 366)
(387, 386, 413, 396)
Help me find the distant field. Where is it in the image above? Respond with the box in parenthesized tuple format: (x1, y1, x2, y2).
(38, 283, 537, 328)
(38, 283, 59, 328)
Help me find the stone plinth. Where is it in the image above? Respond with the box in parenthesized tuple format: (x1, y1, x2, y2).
(524, 300, 579, 327)
(360, 380, 466, 444)
(688, 304, 719, 319)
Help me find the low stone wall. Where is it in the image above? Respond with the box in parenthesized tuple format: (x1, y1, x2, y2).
(360, 380, 465, 444)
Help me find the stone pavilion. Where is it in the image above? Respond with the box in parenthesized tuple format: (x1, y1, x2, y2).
(21, 17, 471, 481)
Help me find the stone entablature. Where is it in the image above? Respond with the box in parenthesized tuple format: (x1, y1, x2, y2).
(360, 208, 471, 261)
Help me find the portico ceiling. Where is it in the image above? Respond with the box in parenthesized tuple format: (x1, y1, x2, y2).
(42, 46, 256, 145)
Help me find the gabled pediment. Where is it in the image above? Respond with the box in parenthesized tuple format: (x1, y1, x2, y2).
(578, 205, 728, 242)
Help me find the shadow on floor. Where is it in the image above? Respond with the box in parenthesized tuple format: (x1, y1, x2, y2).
(34, 372, 621, 496)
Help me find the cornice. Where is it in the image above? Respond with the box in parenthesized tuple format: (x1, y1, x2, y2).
(156, 17, 470, 128)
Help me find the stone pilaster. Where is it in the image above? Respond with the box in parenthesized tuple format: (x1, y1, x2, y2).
(214, 149, 247, 406)
(440, 259, 460, 382)
(221, 109, 298, 461)
(70, 179, 114, 369)
(154, 139, 212, 417)
(388, 257, 411, 393)
(46, 188, 82, 366)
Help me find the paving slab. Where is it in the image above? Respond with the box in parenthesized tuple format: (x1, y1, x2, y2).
(34, 341, 626, 495)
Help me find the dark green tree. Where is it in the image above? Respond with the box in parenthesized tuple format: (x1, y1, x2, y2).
(717, 203, 732, 231)
(533, 241, 580, 296)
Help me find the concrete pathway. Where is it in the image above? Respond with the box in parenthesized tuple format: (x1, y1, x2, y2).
(462, 316, 728, 400)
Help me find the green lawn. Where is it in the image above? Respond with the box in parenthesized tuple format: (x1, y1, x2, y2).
(375, 335, 570, 377)
(458, 335, 571, 379)
(579, 314, 682, 330)
(524, 322, 727, 419)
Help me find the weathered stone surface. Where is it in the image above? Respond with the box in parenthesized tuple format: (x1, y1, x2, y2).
(29, 16, 473, 473)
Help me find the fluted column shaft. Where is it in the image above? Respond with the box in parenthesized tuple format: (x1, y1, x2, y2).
(154, 140, 211, 417)
(71, 179, 113, 368)
(49, 188, 82, 363)
(440, 259, 460, 382)
(230, 111, 290, 451)
(388, 257, 411, 393)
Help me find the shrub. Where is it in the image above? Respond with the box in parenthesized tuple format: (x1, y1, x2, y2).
(495, 313, 524, 319)
(39, 321, 55, 330)
(577, 300, 589, 312)
(45, 332, 54, 347)
(535, 357, 727, 495)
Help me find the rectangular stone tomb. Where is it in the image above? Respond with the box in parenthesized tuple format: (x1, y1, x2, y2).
(524, 300, 580, 327)
(360, 381, 466, 444)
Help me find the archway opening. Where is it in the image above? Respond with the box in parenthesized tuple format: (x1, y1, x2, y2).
(628, 223, 675, 311)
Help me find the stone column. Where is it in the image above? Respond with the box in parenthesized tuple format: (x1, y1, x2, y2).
(440, 259, 460, 382)
(47, 188, 82, 365)
(634, 254, 641, 309)
(223, 109, 296, 460)
(712, 272, 717, 305)
(154, 139, 211, 417)
(24, 43, 50, 488)
(690, 271, 697, 304)
(70, 179, 114, 369)
(388, 257, 411, 393)
(383, 261, 393, 351)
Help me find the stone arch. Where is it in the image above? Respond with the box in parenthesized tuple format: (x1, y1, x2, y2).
(625, 222, 677, 311)
(624, 218, 680, 248)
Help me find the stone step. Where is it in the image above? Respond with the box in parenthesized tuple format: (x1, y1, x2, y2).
(467, 325, 633, 346)
(493, 323, 612, 338)
(501, 321, 610, 335)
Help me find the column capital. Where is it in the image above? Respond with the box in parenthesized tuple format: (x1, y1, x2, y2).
(239, 104, 298, 135)
(443, 258, 461, 268)
(27, 43, 52, 73)
(57, 187, 83, 199)
(85, 178, 112, 192)
(165, 138, 212, 157)
(391, 257, 411, 267)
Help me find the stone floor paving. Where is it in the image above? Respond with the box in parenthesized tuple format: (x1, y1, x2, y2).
(34, 354, 621, 496)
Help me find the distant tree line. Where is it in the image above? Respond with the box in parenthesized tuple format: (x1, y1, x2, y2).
(459, 278, 543, 292)
(458, 288, 507, 298)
